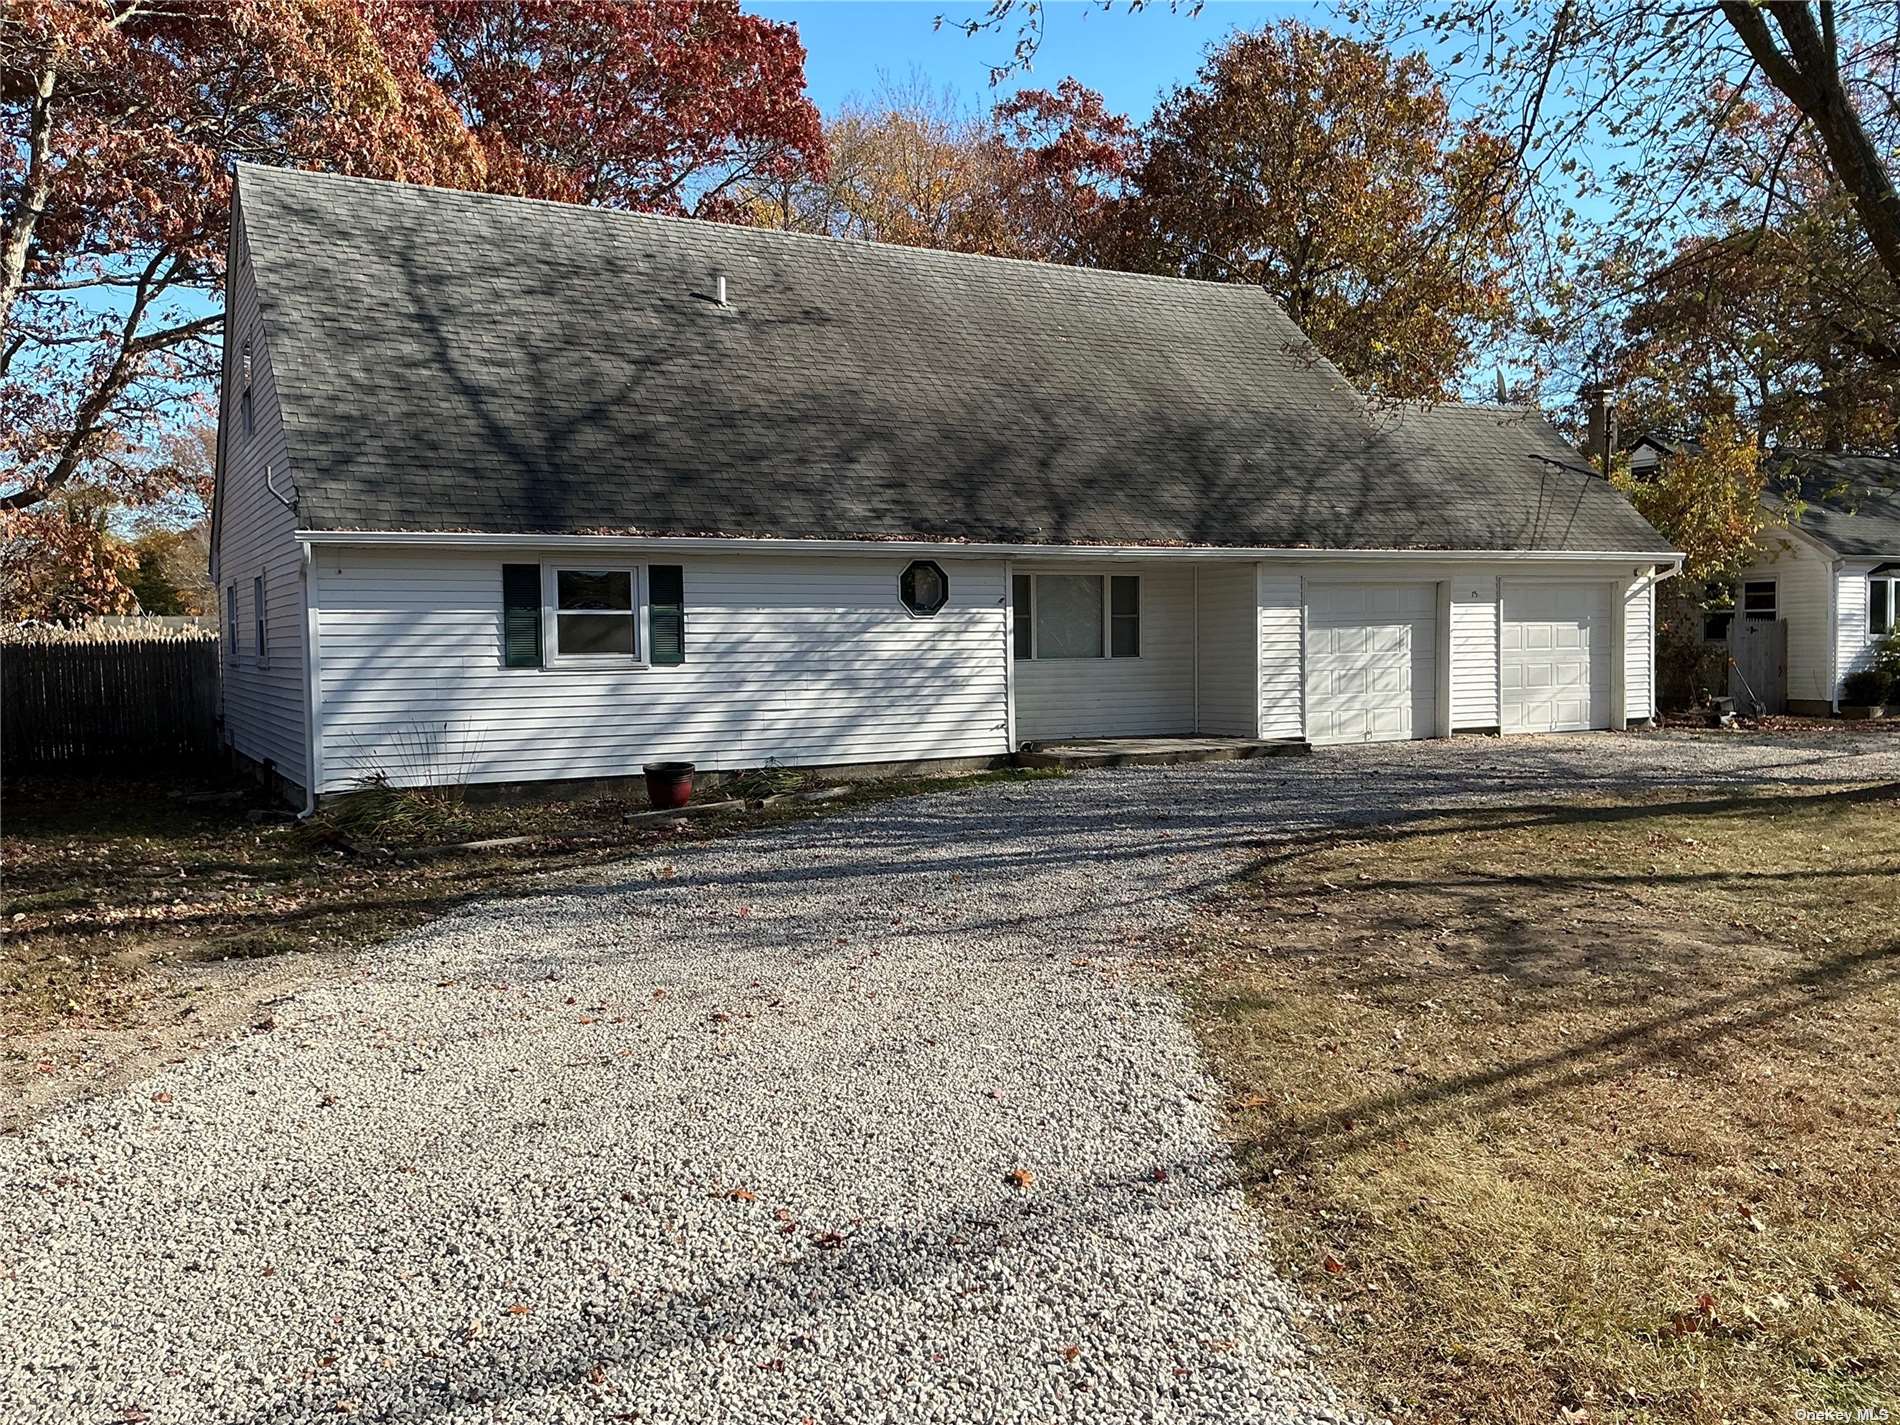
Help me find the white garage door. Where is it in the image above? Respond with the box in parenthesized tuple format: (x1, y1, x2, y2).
(1305, 582, 1438, 745)
(1502, 581, 1613, 733)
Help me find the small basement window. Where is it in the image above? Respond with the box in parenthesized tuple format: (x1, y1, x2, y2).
(1742, 579, 1777, 620)
(1012, 573, 1140, 659)
(549, 566, 638, 661)
(1871, 567, 1898, 636)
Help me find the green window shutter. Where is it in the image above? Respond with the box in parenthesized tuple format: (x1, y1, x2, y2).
(650, 564, 685, 666)
(502, 563, 542, 668)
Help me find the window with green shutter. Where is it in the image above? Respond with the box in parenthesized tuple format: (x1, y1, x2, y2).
(649, 564, 685, 666)
(502, 563, 542, 668)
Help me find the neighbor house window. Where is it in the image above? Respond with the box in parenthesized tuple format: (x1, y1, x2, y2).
(549, 566, 638, 661)
(1872, 569, 1898, 635)
(1012, 573, 1140, 659)
(1742, 579, 1777, 621)
(225, 584, 238, 653)
(253, 574, 267, 665)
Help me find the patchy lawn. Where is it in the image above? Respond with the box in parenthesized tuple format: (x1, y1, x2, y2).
(1184, 782, 1900, 1425)
(0, 766, 1055, 1129)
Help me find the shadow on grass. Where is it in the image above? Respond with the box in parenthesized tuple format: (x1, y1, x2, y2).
(1203, 784, 1900, 1166)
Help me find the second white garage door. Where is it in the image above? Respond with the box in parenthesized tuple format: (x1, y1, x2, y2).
(1501, 581, 1612, 733)
(1305, 582, 1439, 745)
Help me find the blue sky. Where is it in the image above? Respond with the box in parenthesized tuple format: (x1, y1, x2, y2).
(750, 1, 1324, 120)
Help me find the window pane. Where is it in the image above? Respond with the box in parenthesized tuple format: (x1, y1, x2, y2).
(1874, 579, 1893, 634)
(558, 569, 632, 611)
(1742, 580, 1776, 617)
(1110, 576, 1139, 657)
(1035, 574, 1103, 658)
(1012, 574, 1033, 659)
(557, 613, 635, 656)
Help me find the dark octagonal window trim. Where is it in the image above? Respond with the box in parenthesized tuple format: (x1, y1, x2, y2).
(899, 559, 949, 618)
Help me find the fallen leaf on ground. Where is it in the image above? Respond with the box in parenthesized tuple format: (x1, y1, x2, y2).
(1005, 1168, 1035, 1190)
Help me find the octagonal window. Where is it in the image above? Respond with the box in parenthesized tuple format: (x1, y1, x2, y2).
(900, 560, 949, 618)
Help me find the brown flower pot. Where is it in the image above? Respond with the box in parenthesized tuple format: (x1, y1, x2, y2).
(642, 761, 695, 809)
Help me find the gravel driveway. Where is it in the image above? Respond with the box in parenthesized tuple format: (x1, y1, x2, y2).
(6, 731, 1897, 1425)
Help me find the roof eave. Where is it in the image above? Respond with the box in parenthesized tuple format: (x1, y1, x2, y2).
(295, 529, 1683, 566)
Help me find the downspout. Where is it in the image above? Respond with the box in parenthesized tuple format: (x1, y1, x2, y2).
(297, 539, 321, 819)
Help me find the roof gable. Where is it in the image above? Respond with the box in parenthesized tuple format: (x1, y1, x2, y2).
(238, 164, 1672, 555)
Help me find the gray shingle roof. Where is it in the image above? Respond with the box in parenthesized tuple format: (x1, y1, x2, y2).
(238, 164, 1672, 554)
(1767, 451, 1900, 558)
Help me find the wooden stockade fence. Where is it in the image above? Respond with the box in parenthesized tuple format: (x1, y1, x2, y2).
(2, 631, 221, 772)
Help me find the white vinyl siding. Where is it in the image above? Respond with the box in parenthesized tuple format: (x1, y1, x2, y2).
(1257, 569, 1303, 740)
(212, 208, 308, 791)
(313, 549, 1008, 792)
(1738, 536, 1846, 706)
(1837, 559, 1882, 696)
(1624, 579, 1654, 723)
(1195, 563, 1258, 736)
(1014, 564, 1193, 742)
(1449, 575, 1500, 730)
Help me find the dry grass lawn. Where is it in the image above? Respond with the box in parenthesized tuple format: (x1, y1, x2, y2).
(1183, 782, 1899, 1424)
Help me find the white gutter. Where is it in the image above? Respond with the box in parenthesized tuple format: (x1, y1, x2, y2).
(296, 529, 1686, 567)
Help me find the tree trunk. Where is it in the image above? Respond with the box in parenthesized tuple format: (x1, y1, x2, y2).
(0, 63, 57, 338)
(1720, 2, 1900, 298)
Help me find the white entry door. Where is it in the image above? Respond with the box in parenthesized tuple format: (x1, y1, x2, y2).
(1501, 580, 1613, 733)
(1305, 582, 1439, 745)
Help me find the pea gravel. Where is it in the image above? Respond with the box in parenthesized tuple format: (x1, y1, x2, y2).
(5, 732, 1896, 1425)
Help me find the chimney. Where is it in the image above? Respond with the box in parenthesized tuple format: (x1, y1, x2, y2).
(1580, 382, 1617, 477)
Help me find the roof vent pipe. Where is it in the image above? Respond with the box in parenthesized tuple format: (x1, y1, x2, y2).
(712, 270, 728, 307)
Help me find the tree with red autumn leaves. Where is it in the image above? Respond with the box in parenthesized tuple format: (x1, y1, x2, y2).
(1, 0, 822, 619)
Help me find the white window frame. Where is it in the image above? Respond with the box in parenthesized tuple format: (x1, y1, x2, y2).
(224, 584, 239, 655)
(1871, 571, 1898, 636)
(1741, 578, 1777, 621)
(1012, 571, 1142, 661)
(542, 561, 647, 669)
(253, 573, 267, 667)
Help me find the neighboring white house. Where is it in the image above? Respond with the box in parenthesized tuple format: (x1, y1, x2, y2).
(209, 165, 1679, 805)
(1727, 451, 1900, 714)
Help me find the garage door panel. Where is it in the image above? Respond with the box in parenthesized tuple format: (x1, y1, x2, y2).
(1306, 581, 1438, 746)
(1502, 581, 1612, 734)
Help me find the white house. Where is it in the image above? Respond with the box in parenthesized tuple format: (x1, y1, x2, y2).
(1729, 452, 1900, 713)
(209, 165, 1679, 806)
